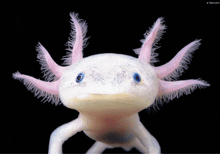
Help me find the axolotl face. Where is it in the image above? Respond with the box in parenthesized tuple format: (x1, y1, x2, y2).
(59, 53, 159, 117)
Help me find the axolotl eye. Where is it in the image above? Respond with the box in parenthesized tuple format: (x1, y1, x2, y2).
(133, 73, 141, 83)
(76, 73, 84, 83)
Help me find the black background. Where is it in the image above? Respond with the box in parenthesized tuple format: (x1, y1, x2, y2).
(1, 1, 219, 153)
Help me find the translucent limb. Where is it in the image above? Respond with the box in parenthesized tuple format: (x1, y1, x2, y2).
(49, 118, 84, 154)
(131, 122, 161, 154)
(86, 141, 111, 154)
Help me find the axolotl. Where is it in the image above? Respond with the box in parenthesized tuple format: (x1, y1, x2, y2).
(13, 12, 209, 153)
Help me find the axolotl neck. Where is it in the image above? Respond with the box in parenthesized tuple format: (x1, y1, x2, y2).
(59, 54, 159, 119)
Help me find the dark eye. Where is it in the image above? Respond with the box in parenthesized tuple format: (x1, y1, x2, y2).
(76, 73, 84, 83)
(133, 73, 141, 83)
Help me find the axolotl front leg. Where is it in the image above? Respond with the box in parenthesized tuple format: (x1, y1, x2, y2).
(48, 116, 111, 154)
(130, 122, 161, 153)
(48, 117, 84, 154)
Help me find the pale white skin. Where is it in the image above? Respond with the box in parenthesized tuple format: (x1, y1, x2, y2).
(13, 13, 209, 153)
(57, 53, 159, 153)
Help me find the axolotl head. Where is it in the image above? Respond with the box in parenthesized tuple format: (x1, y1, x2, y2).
(59, 53, 158, 115)
(13, 13, 209, 118)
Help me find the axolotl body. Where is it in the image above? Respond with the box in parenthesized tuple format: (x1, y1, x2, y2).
(13, 13, 209, 153)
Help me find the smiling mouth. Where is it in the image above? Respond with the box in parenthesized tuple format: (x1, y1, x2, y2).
(66, 93, 151, 116)
(77, 93, 111, 99)
(77, 93, 130, 99)
(75, 93, 147, 106)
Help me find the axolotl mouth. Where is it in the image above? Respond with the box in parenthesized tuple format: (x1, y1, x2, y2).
(66, 93, 152, 116)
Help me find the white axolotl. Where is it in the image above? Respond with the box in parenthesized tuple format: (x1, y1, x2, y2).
(13, 12, 209, 153)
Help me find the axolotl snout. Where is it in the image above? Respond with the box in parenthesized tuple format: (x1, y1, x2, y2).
(13, 12, 209, 153)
